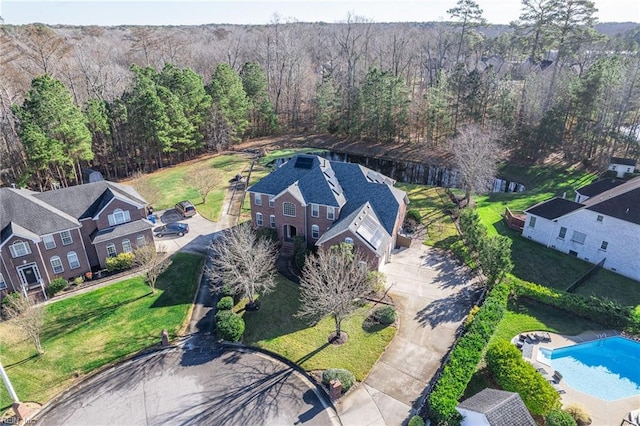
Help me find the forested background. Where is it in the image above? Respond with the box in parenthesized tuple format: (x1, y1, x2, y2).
(1, 2, 639, 190)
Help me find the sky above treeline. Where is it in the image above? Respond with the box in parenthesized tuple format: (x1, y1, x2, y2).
(1, 0, 639, 26)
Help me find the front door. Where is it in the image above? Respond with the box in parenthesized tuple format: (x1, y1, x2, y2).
(18, 263, 41, 289)
(284, 225, 297, 241)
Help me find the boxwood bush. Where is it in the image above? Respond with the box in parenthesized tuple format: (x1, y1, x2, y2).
(322, 368, 356, 393)
(46, 277, 68, 297)
(546, 410, 578, 426)
(105, 252, 135, 272)
(371, 305, 397, 325)
(408, 415, 425, 426)
(216, 296, 234, 311)
(427, 281, 510, 425)
(215, 310, 245, 342)
(486, 340, 560, 416)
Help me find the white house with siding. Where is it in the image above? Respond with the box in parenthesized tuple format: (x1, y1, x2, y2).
(523, 177, 640, 282)
(608, 157, 637, 178)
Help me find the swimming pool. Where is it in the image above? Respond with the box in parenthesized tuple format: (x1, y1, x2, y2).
(538, 337, 640, 401)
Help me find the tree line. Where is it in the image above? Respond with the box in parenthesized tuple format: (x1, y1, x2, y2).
(0, 0, 639, 189)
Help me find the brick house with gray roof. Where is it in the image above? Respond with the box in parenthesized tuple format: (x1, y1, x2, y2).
(247, 155, 408, 270)
(523, 176, 640, 281)
(0, 181, 153, 299)
(457, 388, 536, 426)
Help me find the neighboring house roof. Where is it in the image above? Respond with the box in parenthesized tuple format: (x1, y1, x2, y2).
(610, 157, 637, 167)
(0, 188, 81, 245)
(525, 197, 583, 220)
(91, 220, 153, 244)
(585, 187, 640, 225)
(457, 389, 536, 426)
(576, 179, 625, 197)
(33, 181, 146, 220)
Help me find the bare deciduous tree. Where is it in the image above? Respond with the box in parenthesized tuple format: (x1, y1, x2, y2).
(134, 242, 171, 295)
(3, 294, 45, 355)
(450, 123, 502, 207)
(297, 244, 372, 341)
(206, 223, 278, 309)
(188, 167, 221, 204)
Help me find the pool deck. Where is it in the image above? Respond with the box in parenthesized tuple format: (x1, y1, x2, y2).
(513, 330, 640, 426)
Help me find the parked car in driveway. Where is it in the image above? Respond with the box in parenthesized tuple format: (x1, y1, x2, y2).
(175, 200, 196, 218)
(154, 222, 189, 237)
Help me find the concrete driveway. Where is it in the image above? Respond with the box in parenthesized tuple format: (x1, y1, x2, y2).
(152, 210, 219, 256)
(33, 342, 336, 426)
(336, 243, 482, 425)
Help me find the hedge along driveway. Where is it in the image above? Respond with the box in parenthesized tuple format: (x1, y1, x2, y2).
(0, 252, 204, 410)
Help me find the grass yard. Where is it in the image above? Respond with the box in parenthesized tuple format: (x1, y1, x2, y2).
(240, 276, 396, 381)
(126, 154, 254, 221)
(0, 252, 203, 409)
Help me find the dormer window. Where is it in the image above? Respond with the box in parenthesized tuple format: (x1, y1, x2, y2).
(9, 241, 31, 258)
(108, 208, 131, 226)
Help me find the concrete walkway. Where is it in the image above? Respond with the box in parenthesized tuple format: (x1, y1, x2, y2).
(335, 242, 481, 425)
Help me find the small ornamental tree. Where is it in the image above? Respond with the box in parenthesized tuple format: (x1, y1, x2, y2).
(4, 294, 45, 355)
(134, 242, 171, 295)
(479, 235, 513, 288)
(297, 244, 372, 341)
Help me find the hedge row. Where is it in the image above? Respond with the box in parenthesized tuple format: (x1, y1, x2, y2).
(486, 341, 561, 416)
(512, 278, 639, 333)
(427, 281, 510, 425)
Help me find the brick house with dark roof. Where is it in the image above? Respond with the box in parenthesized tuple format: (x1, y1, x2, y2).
(523, 176, 640, 281)
(247, 155, 409, 270)
(0, 181, 153, 299)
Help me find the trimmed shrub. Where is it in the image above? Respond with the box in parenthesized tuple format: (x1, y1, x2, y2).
(428, 281, 510, 425)
(105, 252, 135, 272)
(546, 410, 578, 426)
(408, 415, 425, 426)
(322, 368, 356, 393)
(564, 403, 592, 426)
(215, 310, 245, 342)
(486, 341, 560, 415)
(371, 306, 397, 325)
(216, 296, 234, 311)
(47, 277, 68, 297)
(512, 278, 634, 332)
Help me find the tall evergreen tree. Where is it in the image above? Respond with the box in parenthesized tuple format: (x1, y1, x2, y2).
(240, 62, 276, 136)
(207, 63, 250, 143)
(359, 67, 410, 141)
(14, 75, 92, 189)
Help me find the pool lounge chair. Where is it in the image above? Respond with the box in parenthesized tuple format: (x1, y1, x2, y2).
(534, 331, 551, 342)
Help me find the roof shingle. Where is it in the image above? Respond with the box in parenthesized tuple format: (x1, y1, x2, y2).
(458, 389, 536, 426)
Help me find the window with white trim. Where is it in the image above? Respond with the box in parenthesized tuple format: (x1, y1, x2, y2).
(43, 234, 56, 249)
(311, 225, 319, 239)
(269, 197, 275, 208)
(60, 230, 73, 245)
(256, 212, 263, 226)
(51, 256, 64, 274)
(345, 237, 354, 244)
(600, 241, 608, 251)
(137, 235, 147, 247)
(528, 216, 536, 228)
(311, 204, 319, 217)
(596, 215, 603, 223)
(558, 227, 567, 239)
(67, 251, 80, 269)
(270, 215, 276, 228)
(254, 193, 262, 206)
(283, 202, 296, 217)
(0, 273, 6, 290)
(327, 206, 335, 220)
(122, 239, 132, 253)
(108, 208, 131, 226)
(9, 241, 31, 258)
(571, 231, 586, 244)
(106, 243, 117, 258)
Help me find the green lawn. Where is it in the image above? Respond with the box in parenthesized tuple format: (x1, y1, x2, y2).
(126, 154, 255, 221)
(240, 276, 396, 381)
(0, 252, 204, 409)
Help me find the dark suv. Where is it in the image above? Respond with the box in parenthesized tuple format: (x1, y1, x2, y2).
(175, 200, 196, 218)
(154, 222, 189, 237)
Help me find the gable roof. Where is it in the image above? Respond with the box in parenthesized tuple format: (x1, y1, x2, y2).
(33, 181, 146, 220)
(457, 389, 535, 426)
(576, 179, 625, 197)
(525, 197, 583, 220)
(610, 157, 637, 167)
(585, 187, 640, 225)
(0, 188, 80, 244)
(249, 155, 406, 237)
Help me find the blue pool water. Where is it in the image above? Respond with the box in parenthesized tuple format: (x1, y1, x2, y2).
(538, 337, 640, 401)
